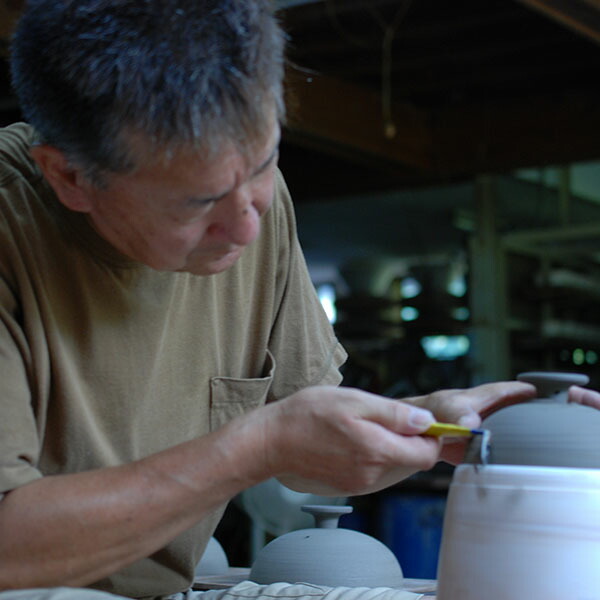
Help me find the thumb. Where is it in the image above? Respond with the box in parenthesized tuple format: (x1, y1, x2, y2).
(379, 401, 436, 435)
(406, 405, 436, 433)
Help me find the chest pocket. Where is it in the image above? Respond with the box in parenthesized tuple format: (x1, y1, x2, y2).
(209, 351, 276, 432)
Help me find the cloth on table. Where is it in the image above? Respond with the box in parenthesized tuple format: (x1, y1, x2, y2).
(0, 580, 424, 600)
(177, 580, 424, 600)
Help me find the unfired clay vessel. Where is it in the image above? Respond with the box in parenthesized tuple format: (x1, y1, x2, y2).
(249, 505, 404, 588)
(482, 371, 597, 467)
(437, 464, 600, 599)
(437, 371, 600, 600)
(195, 536, 230, 577)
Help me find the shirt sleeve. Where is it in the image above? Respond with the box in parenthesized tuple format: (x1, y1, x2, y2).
(0, 273, 43, 494)
(266, 171, 347, 401)
(0, 152, 46, 494)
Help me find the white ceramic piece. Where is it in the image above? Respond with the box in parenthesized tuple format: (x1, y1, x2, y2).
(437, 464, 600, 599)
(249, 505, 404, 588)
(439, 371, 600, 598)
(195, 536, 230, 577)
(237, 477, 347, 537)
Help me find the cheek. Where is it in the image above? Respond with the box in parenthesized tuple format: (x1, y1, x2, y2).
(172, 222, 209, 250)
(254, 176, 276, 216)
(141, 221, 198, 257)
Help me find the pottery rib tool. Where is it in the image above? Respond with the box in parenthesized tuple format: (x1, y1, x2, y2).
(424, 422, 485, 438)
(424, 423, 493, 466)
(464, 428, 493, 466)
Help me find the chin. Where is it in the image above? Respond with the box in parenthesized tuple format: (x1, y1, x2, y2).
(184, 249, 244, 276)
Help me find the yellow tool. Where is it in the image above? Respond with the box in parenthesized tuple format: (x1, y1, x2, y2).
(424, 422, 484, 437)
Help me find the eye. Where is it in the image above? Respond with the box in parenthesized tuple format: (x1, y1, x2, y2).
(187, 197, 217, 209)
(179, 197, 219, 221)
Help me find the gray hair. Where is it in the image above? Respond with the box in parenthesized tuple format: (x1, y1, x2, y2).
(10, 0, 286, 184)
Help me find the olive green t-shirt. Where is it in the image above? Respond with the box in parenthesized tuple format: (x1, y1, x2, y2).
(0, 123, 347, 598)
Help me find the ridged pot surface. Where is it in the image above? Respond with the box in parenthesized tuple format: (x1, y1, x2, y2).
(482, 371, 600, 467)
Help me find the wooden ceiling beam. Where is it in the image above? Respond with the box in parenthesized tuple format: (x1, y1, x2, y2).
(284, 69, 433, 171)
(515, 0, 600, 45)
(284, 68, 600, 181)
(430, 91, 600, 175)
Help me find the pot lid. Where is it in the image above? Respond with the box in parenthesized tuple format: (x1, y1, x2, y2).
(249, 505, 404, 589)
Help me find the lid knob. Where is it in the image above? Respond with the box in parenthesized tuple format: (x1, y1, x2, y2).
(516, 371, 589, 402)
(300, 504, 353, 529)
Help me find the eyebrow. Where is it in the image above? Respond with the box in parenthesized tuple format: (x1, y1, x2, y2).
(253, 142, 280, 176)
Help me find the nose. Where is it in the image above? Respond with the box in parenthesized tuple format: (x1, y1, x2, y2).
(206, 186, 262, 246)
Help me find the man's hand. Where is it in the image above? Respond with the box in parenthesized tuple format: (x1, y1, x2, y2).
(569, 385, 600, 409)
(0, 379, 539, 589)
(408, 381, 537, 464)
(263, 381, 536, 495)
(263, 386, 440, 496)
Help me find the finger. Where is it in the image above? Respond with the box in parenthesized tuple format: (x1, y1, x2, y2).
(418, 381, 536, 424)
(393, 434, 441, 468)
(473, 381, 537, 418)
(409, 388, 479, 426)
(439, 437, 471, 465)
(429, 392, 481, 429)
(361, 395, 436, 435)
(361, 421, 441, 469)
(568, 385, 600, 409)
(327, 387, 437, 435)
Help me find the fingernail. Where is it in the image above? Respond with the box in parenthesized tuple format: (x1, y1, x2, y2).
(408, 407, 435, 428)
(458, 413, 480, 428)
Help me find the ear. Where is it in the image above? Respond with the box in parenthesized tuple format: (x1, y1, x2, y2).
(30, 144, 93, 213)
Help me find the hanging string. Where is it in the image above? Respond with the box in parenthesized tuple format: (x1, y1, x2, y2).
(325, 0, 414, 139)
(381, 0, 413, 139)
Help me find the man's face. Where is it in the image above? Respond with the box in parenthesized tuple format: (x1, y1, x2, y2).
(81, 122, 280, 275)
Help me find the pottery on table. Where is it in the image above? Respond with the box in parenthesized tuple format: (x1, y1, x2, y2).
(437, 371, 600, 600)
(437, 464, 600, 599)
(481, 371, 597, 467)
(249, 505, 404, 588)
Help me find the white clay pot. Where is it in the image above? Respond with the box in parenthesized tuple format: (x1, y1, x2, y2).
(249, 505, 404, 588)
(437, 464, 600, 599)
(195, 536, 230, 577)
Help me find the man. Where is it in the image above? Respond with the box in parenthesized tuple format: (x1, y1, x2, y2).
(0, 0, 592, 599)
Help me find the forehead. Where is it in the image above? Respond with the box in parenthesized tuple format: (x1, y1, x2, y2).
(105, 121, 280, 192)
(121, 108, 281, 172)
